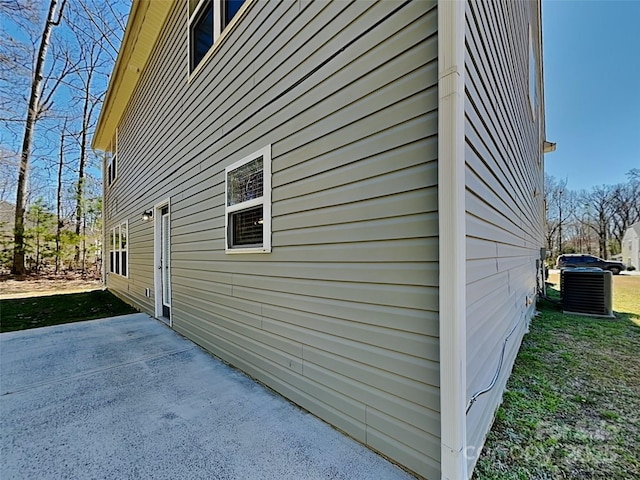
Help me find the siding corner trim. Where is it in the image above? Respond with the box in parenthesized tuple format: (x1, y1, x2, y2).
(438, 1, 467, 478)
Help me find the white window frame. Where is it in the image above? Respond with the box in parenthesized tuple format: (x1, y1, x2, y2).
(225, 145, 271, 254)
(106, 130, 118, 187)
(188, 0, 249, 76)
(109, 220, 128, 277)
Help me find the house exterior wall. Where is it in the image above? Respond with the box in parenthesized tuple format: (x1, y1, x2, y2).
(104, 1, 439, 477)
(622, 223, 640, 269)
(463, 0, 545, 470)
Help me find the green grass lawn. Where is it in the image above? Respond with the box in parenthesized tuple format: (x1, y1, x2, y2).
(473, 274, 640, 479)
(1, 290, 138, 333)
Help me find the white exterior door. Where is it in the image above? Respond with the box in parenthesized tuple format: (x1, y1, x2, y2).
(155, 203, 171, 323)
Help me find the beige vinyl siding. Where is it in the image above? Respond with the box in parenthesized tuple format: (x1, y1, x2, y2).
(105, 1, 439, 478)
(464, 0, 544, 470)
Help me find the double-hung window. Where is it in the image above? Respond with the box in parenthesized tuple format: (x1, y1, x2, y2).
(225, 145, 271, 253)
(106, 132, 118, 187)
(189, 0, 247, 72)
(528, 24, 538, 121)
(109, 221, 128, 276)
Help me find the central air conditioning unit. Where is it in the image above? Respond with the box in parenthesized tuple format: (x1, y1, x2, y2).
(561, 268, 614, 318)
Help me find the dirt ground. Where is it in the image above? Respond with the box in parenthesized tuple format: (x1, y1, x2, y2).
(0, 273, 102, 299)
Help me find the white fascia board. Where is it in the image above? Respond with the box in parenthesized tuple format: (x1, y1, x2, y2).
(438, 0, 468, 479)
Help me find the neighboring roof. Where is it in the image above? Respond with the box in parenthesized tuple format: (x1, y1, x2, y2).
(624, 221, 640, 238)
(92, 0, 172, 151)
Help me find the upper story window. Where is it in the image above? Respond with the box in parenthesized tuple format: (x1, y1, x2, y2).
(528, 24, 538, 121)
(106, 131, 118, 187)
(225, 145, 271, 253)
(189, 0, 247, 72)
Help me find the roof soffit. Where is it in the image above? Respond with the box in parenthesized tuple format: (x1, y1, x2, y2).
(92, 0, 173, 151)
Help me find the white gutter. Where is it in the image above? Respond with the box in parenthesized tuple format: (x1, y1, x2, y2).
(438, 0, 467, 478)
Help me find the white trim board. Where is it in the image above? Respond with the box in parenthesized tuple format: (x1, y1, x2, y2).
(437, 0, 467, 478)
(153, 199, 171, 326)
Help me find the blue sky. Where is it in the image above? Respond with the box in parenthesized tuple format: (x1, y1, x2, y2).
(542, 0, 640, 192)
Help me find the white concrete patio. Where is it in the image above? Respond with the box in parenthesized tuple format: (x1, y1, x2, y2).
(0, 313, 414, 480)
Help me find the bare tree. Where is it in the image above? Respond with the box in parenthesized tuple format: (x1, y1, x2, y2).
(71, 41, 100, 270)
(1, 0, 128, 275)
(65, 0, 125, 271)
(54, 118, 68, 273)
(544, 174, 572, 256)
(0, 1, 38, 133)
(583, 185, 615, 259)
(625, 168, 640, 223)
(11, 0, 67, 274)
(610, 184, 639, 249)
(70, 0, 127, 62)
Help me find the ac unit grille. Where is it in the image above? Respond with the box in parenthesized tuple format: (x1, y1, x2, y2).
(561, 268, 614, 318)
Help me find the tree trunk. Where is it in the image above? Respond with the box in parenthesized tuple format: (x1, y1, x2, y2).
(74, 66, 93, 272)
(12, 0, 65, 275)
(82, 213, 87, 275)
(55, 121, 66, 274)
(35, 214, 41, 273)
(599, 219, 607, 259)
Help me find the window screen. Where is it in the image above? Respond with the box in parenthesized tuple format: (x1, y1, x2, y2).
(224, 145, 271, 252)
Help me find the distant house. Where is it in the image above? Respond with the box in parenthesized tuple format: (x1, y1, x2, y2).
(0, 200, 15, 232)
(622, 222, 640, 269)
(92, 1, 552, 478)
(0, 200, 15, 268)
